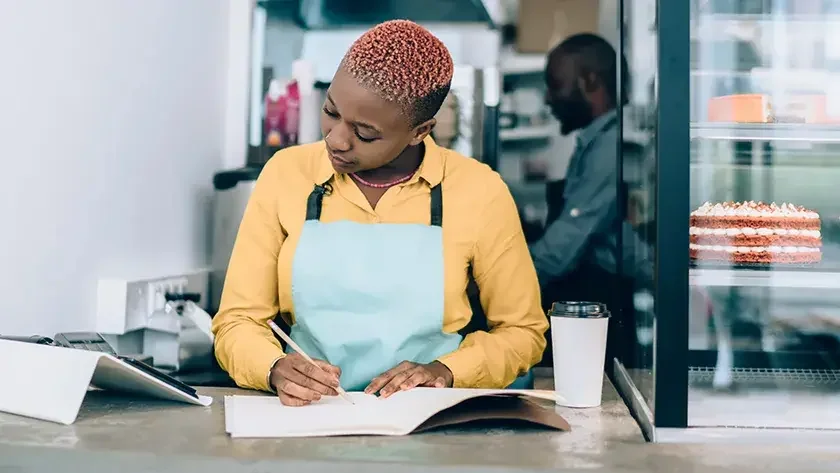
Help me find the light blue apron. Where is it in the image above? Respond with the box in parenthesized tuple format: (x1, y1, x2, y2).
(289, 182, 462, 391)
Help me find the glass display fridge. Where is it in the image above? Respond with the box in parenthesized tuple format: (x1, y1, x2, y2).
(615, 0, 840, 442)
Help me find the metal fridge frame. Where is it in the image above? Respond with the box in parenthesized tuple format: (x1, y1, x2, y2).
(612, 0, 690, 439)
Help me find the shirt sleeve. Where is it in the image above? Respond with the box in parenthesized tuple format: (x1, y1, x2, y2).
(530, 137, 618, 285)
(211, 159, 287, 392)
(437, 181, 549, 388)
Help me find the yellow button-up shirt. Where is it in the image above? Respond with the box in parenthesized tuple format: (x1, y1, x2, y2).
(212, 137, 548, 392)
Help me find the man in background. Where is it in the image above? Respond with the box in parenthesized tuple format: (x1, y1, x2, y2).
(530, 33, 642, 366)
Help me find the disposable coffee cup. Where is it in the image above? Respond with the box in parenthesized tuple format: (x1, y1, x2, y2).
(549, 301, 610, 408)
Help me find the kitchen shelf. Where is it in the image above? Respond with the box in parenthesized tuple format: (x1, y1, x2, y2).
(623, 128, 651, 145)
(690, 268, 840, 289)
(692, 13, 840, 23)
(507, 181, 546, 196)
(499, 46, 546, 75)
(691, 123, 840, 142)
(500, 125, 555, 142)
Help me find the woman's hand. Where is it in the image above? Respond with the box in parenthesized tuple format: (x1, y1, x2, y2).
(365, 361, 453, 398)
(269, 354, 342, 406)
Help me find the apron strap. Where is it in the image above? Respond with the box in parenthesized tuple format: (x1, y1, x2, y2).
(429, 184, 442, 227)
(305, 182, 332, 221)
(306, 181, 443, 226)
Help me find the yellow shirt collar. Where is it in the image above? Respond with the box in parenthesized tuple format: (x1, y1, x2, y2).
(315, 135, 444, 187)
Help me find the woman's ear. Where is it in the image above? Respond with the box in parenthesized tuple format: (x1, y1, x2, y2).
(409, 118, 436, 146)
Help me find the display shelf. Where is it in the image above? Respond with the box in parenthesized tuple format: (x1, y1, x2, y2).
(623, 128, 651, 145)
(500, 125, 554, 141)
(689, 267, 840, 289)
(691, 123, 840, 142)
(692, 13, 840, 23)
(506, 181, 546, 199)
(499, 46, 546, 75)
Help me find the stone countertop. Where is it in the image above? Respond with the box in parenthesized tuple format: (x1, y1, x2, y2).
(0, 374, 640, 470)
(1, 374, 839, 473)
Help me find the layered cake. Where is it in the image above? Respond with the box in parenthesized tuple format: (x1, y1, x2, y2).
(690, 201, 822, 264)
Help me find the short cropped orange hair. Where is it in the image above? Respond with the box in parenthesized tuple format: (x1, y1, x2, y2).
(341, 20, 454, 126)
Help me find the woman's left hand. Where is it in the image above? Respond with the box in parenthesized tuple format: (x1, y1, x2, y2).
(365, 361, 453, 398)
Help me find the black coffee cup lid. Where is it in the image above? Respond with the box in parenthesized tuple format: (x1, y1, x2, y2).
(548, 301, 610, 318)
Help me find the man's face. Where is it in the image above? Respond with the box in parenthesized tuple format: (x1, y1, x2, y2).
(544, 55, 593, 135)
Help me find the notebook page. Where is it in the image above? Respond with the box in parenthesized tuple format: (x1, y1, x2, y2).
(226, 393, 402, 437)
(224, 388, 514, 438)
(376, 387, 510, 423)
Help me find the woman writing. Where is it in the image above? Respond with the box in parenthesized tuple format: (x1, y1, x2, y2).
(212, 20, 548, 406)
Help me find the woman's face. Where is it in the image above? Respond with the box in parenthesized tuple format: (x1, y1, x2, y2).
(321, 67, 432, 174)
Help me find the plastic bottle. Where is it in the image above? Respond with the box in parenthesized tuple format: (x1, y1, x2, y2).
(292, 59, 320, 144)
(284, 79, 300, 146)
(264, 79, 287, 148)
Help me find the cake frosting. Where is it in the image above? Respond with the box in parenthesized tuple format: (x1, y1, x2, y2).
(690, 201, 822, 264)
(691, 201, 819, 219)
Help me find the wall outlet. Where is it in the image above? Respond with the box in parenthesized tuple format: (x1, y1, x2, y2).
(96, 269, 210, 335)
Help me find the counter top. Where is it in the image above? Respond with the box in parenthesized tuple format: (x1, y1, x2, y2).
(0, 374, 639, 470)
(1, 374, 839, 473)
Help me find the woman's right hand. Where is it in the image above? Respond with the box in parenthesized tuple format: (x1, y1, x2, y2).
(269, 354, 342, 406)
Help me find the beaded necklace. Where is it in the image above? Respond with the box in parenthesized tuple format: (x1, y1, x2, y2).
(349, 170, 416, 188)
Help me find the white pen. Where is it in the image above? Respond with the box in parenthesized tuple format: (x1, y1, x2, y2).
(266, 319, 355, 405)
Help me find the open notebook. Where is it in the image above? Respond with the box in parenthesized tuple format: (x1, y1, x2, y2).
(224, 388, 571, 438)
